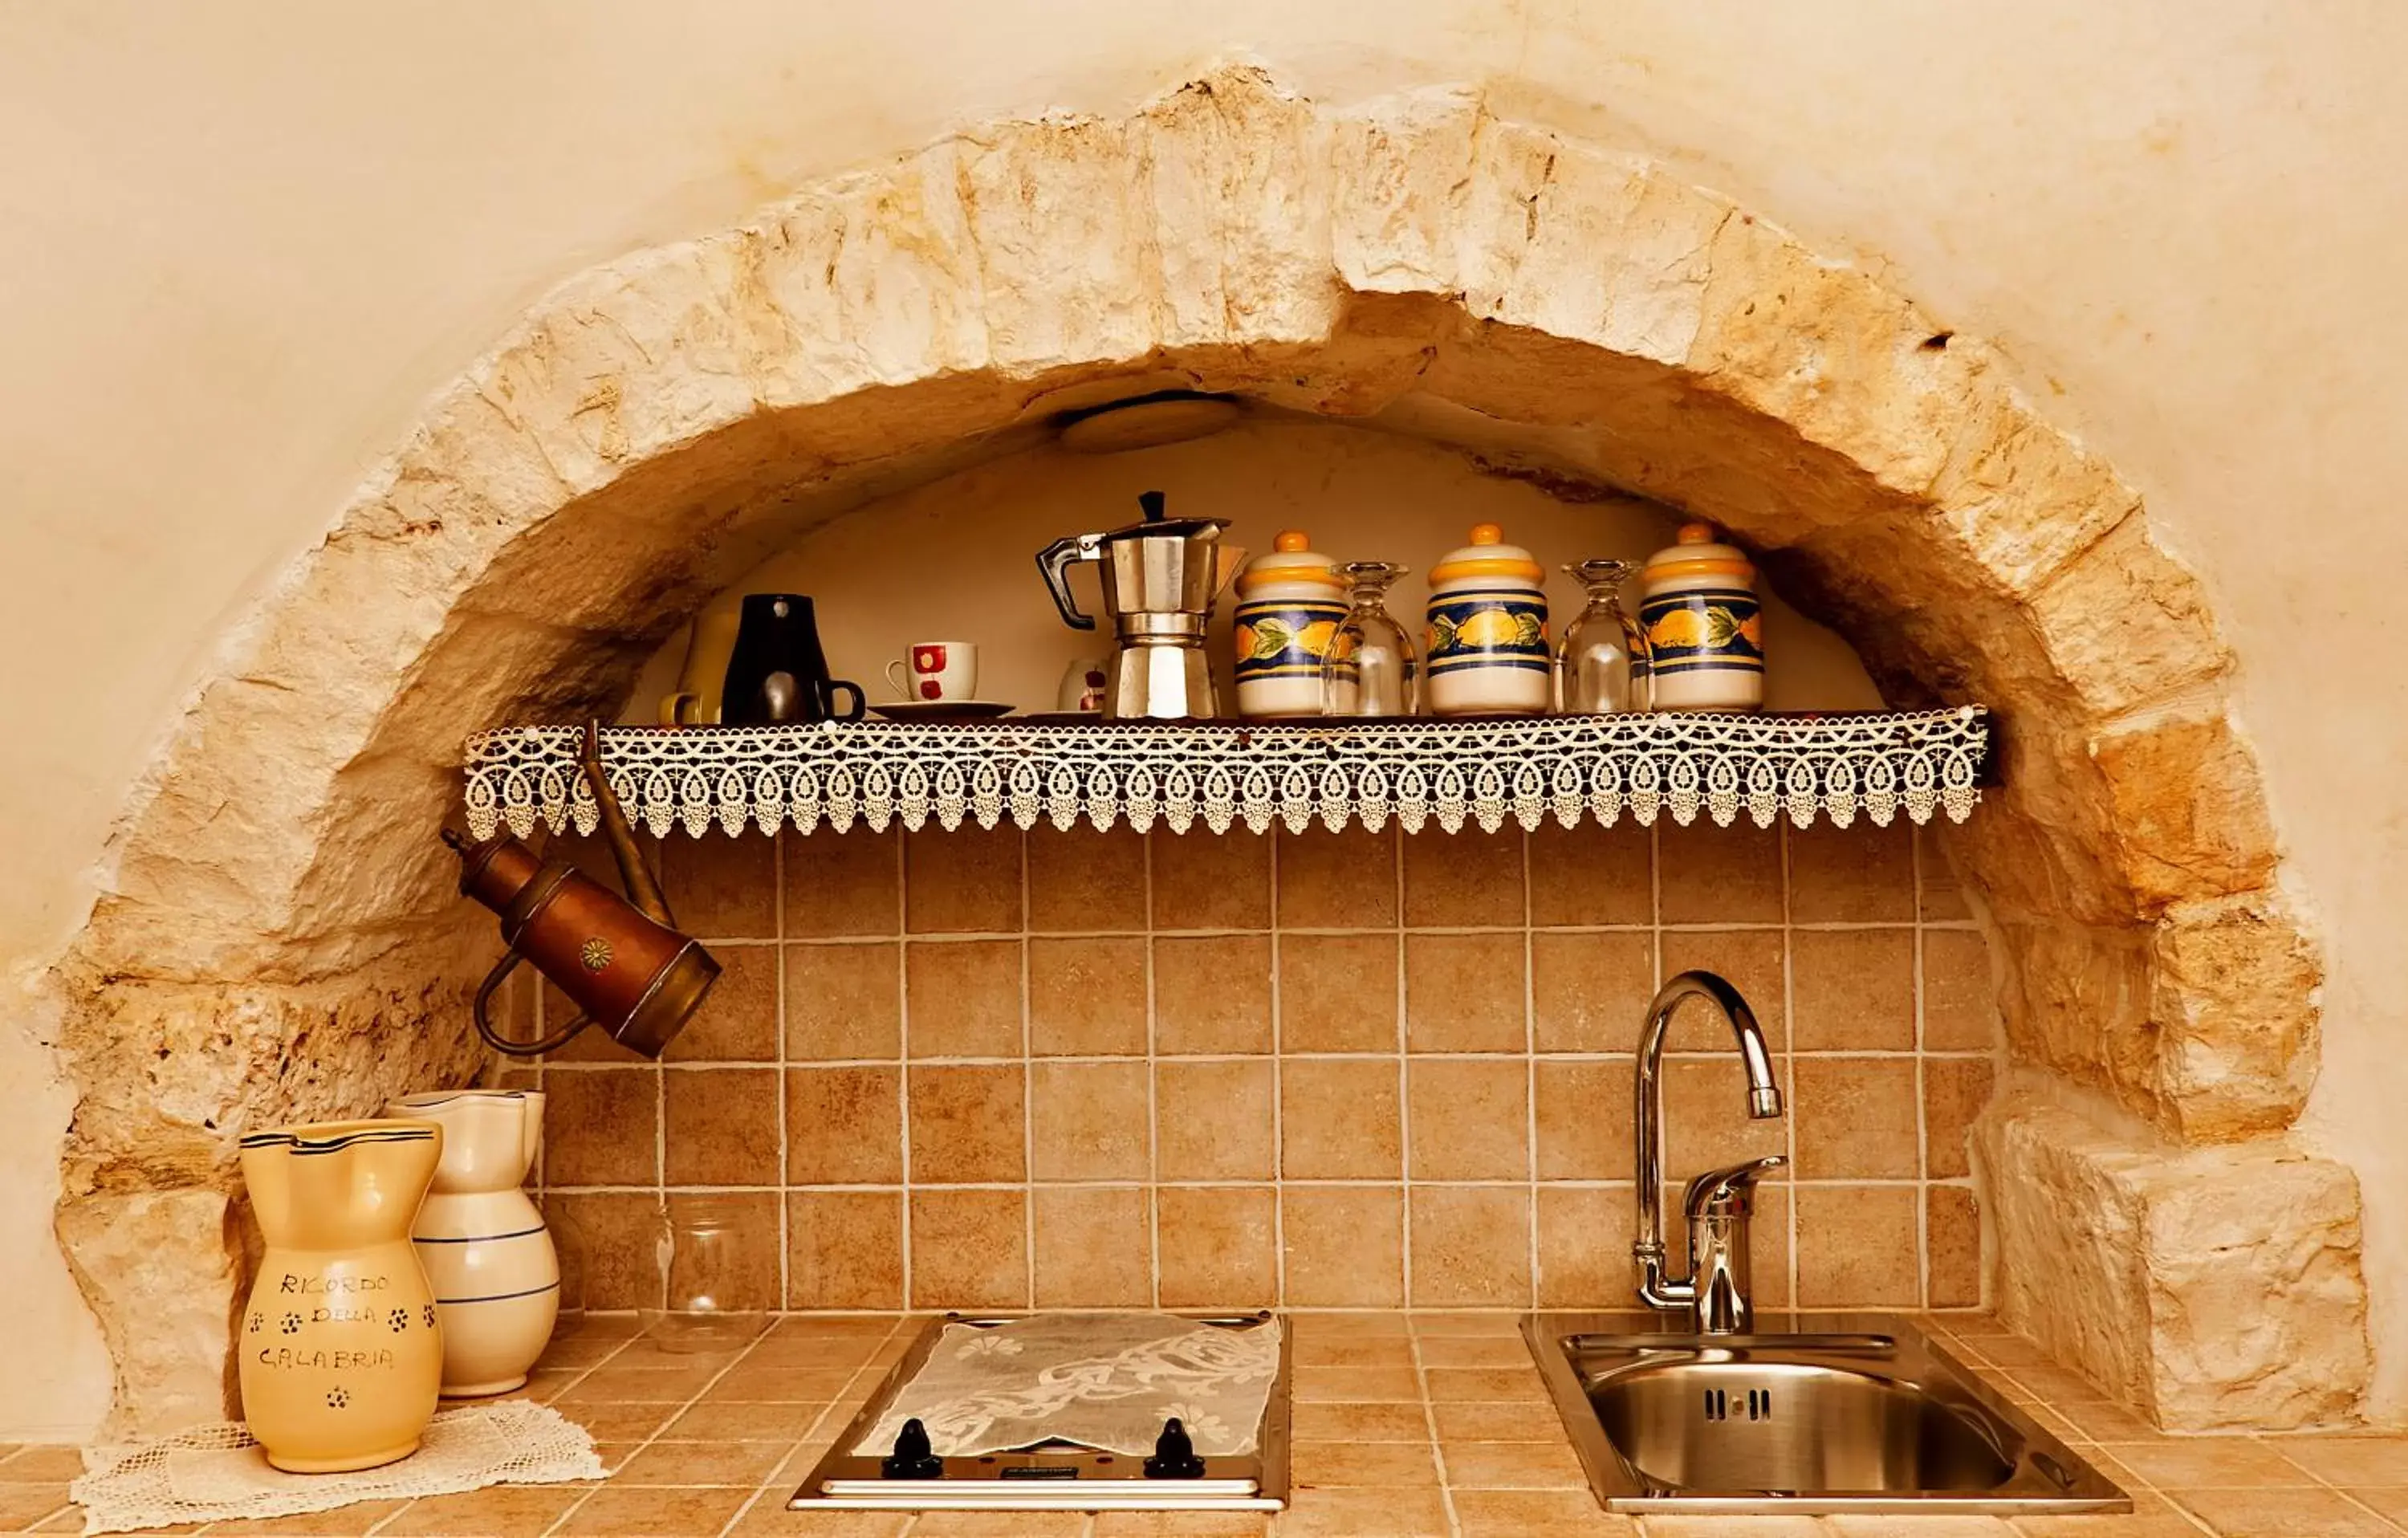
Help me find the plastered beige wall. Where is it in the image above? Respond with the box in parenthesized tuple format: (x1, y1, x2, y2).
(3, 2, 2403, 1434)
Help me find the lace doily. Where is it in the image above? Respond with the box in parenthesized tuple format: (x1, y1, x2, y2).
(462, 708, 1987, 841)
(853, 1314, 1282, 1459)
(70, 1401, 604, 1536)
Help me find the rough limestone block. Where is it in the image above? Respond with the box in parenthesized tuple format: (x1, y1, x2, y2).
(1991, 920, 2156, 1115)
(1136, 68, 1337, 349)
(958, 116, 1158, 373)
(2033, 515, 2234, 719)
(1975, 1089, 2369, 1429)
(56, 1190, 241, 1438)
(1454, 121, 1719, 368)
(2088, 697, 2283, 910)
(1689, 210, 1978, 502)
(2150, 892, 2323, 1140)
(1328, 88, 1483, 297)
(1926, 355, 2142, 596)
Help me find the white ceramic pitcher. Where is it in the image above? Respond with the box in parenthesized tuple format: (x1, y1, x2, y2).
(383, 1089, 559, 1396)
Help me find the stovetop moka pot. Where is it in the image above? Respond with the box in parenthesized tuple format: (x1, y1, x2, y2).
(1036, 490, 1246, 719)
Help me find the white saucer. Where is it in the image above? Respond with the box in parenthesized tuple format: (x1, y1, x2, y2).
(869, 700, 1016, 722)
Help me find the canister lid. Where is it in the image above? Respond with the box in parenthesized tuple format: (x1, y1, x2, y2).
(1644, 521, 1755, 584)
(1235, 528, 1341, 594)
(1430, 523, 1544, 585)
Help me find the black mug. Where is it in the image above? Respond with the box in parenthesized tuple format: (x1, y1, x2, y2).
(719, 594, 866, 725)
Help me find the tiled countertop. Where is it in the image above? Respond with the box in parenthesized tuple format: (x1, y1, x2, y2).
(14, 1312, 2405, 1538)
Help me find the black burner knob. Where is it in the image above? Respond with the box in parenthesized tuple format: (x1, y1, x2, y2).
(1143, 1417, 1206, 1479)
(881, 1417, 943, 1479)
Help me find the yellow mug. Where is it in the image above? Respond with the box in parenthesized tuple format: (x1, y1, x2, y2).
(657, 603, 745, 726)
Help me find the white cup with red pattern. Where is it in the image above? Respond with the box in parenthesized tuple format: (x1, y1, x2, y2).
(885, 641, 979, 702)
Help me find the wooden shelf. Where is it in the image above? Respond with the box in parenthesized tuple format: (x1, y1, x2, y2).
(462, 709, 1989, 840)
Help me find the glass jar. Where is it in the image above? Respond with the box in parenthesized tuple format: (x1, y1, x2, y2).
(641, 1195, 770, 1352)
(1556, 559, 1649, 713)
(1319, 561, 1418, 718)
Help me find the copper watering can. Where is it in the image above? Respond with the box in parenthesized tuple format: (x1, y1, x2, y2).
(442, 723, 719, 1058)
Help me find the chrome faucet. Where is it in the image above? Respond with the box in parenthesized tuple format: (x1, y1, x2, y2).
(1633, 970, 1786, 1334)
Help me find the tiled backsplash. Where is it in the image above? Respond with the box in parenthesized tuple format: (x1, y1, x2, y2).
(516, 816, 1999, 1315)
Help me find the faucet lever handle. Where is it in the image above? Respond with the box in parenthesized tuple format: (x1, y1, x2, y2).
(1683, 1154, 1785, 1219)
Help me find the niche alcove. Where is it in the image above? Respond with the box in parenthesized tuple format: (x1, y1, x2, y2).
(52, 69, 2365, 1437)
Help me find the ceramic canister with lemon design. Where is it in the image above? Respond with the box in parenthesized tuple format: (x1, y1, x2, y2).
(1426, 523, 1551, 714)
(1640, 522, 1764, 710)
(1233, 530, 1347, 718)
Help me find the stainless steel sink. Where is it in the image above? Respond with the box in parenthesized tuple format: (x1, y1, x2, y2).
(1523, 1312, 2130, 1516)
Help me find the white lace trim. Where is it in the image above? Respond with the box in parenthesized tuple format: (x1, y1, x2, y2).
(462, 707, 1987, 841)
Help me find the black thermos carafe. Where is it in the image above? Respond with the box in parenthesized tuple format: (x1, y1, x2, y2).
(719, 594, 866, 725)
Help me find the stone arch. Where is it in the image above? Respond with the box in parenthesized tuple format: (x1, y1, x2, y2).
(55, 68, 2362, 1433)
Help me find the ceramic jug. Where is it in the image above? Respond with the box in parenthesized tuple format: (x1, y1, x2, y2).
(720, 593, 867, 725)
(238, 1120, 444, 1473)
(384, 1089, 559, 1397)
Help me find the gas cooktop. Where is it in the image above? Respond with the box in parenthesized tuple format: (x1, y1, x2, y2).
(790, 1312, 1290, 1512)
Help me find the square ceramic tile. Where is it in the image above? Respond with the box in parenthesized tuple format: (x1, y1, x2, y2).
(905, 1064, 1025, 1182)
(1149, 828, 1270, 930)
(1404, 932, 1526, 1052)
(1028, 1060, 1149, 1180)
(907, 1189, 1028, 1308)
(1281, 1186, 1405, 1308)
(1658, 1056, 1785, 1174)
(543, 1192, 660, 1309)
(1407, 1058, 1530, 1180)
(1409, 1186, 1531, 1307)
(1153, 934, 1274, 1053)
(1926, 1185, 1982, 1308)
(1791, 930, 1916, 1051)
(784, 942, 901, 1061)
(1155, 1059, 1275, 1180)
(1656, 929, 1786, 1048)
(1534, 1060, 1633, 1182)
(904, 940, 1023, 1057)
(783, 827, 899, 938)
(662, 1067, 781, 1186)
(1530, 931, 1654, 1052)
(1791, 1058, 1920, 1180)
(1788, 818, 1915, 923)
(1031, 1187, 1153, 1307)
(1918, 826, 1975, 922)
(664, 943, 779, 1062)
(1027, 935, 1147, 1055)
(1794, 1183, 1919, 1308)
(1156, 1186, 1276, 1306)
(1025, 824, 1146, 933)
(1278, 825, 1398, 927)
(1281, 1059, 1402, 1179)
(544, 1070, 659, 1187)
(784, 1065, 903, 1184)
(1527, 820, 1653, 927)
(1657, 820, 1783, 924)
(1403, 828, 1523, 927)
(1280, 934, 1401, 1052)
(905, 824, 1023, 934)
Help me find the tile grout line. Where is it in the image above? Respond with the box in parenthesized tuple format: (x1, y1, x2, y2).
(1393, 818, 1413, 1309)
(1018, 828, 1035, 1308)
(894, 831, 913, 1311)
(1520, 827, 1540, 1313)
(1912, 822, 1932, 1312)
(1405, 1322, 1463, 1538)
(1145, 831, 1161, 1311)
(1781, 821, 1800, 1313)
(711, 1312, 918, 1538)
(773, 830, 791, 1312)
(1267, 828, 1287, 1309)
